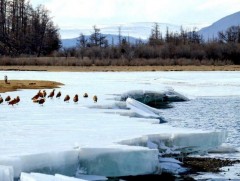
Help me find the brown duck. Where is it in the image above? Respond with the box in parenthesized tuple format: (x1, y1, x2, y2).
(8, 98, 17, 106)
(38, 98, 45, 105)
(48, 89, 55, 98)
(93, 95, 98, 103)
(56, 91, 61, 98)
(5, 95, 11, 102)
(64, 95, 70, 102)
(0, 96, 3, 104)
(73, 94, 78, 103)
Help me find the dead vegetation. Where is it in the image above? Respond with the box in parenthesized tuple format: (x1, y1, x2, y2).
(0, 57, 239, 72)
(183, 157, 240, 173)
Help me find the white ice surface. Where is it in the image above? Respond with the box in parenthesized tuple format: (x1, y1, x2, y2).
(20, 172, 88, 181)
(20, 172, 107, 181)
(20, 173, 36, 181)
(54, 174, 88, 181)
(0, 165, 13, 181)
(75, 173, 108, 181)
(0, 71, 238, 178)
(126, 98, 161, 119)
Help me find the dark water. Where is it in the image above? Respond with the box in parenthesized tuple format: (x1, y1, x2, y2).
(161, 96, 240, 147)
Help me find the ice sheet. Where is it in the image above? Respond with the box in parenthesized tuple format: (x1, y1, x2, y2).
(77, 146, 160, 177)
(75, 173, 108, 181)
(126, 98, 162, 119)
(0, 165, 13, 181)
(20, 172, 88, 181)
(0, 71, 238, 178)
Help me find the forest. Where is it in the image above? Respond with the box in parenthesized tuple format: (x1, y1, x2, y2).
(0, 0, 60, 56)
(64, 24, 240, 65)
(0, 1, 240, 66)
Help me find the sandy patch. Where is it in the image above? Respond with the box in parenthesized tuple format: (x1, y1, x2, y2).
(0, 80, 63, 93)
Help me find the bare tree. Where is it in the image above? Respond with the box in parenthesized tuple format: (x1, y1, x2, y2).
(77, 33, 88, 59)
(118, 26, 122, 45)
(219, 26, 240, 43)
(89, 25, 108, 47)
(149, 23, 163, 46)
(77, 33, 88, 48)
(0, 0, 60, 56)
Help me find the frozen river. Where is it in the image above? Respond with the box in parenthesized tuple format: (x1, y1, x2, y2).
(0, 71, 240, 180)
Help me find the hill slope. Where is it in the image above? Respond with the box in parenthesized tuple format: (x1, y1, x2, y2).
(198, 11, 240, 41)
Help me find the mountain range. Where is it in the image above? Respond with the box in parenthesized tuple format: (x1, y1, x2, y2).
(198, 11, 240, 41)
(61, 22, 181, 48)
(61, 11, 240, 48)
(62, 34, 145, 48)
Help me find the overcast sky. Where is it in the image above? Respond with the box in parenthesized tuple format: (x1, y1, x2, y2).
(30, 0, 240, 29)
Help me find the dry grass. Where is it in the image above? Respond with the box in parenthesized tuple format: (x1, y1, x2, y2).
(1, 65, 240, 72)
(0, 57, 239, 72)
(0, 80, 64, 93)
(0, 56, 234, 66)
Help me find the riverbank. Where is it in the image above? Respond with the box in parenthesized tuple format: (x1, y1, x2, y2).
(0, 80, 63, 93)
(117, 157, 240, 181)
(1, 65, 240, 72)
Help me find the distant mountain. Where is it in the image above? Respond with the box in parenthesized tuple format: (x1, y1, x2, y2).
(60, 22, 181, 39)
(61, 34, 146, 48)
(198, 11, 240, 41)
(61, 22, 182, 48)
(61, 12, 240, 46)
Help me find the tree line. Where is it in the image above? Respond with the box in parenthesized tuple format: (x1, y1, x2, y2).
(0, 2, 239, 66)
(0, 0, 61, 56)
(59, 23, 240, 65)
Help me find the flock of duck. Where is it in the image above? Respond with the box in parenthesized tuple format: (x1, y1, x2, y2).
(0, 89, 98, 106)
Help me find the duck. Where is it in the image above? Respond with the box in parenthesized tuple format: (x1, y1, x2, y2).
(42, 90, 47, 97)
(32, 94, 39, 100)
(0, 96, 3, 104)
(8, 96, 20, 106)
(56, 91, 61, 98)
(5, 95, 11, 102)
(48, 89, 55, 98)
(83, 93, 88, 98)
(64, 95, 70, 102)
(93, 95, 98, 103)
(38, 90, 45, 98)
(73, 94, 78, 103)
(8, 98, 17, 106)
(32, 90, 41, 100)
(38, 98, 45, 106)
(15, 96, 20, 104)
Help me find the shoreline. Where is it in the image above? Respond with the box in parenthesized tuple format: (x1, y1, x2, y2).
(1, 65, 240, 72)
(118, 157, 240, 181)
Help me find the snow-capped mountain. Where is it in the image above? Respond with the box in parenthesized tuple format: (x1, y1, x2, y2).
(61, 22, 182, 47)
(198, 11, 240, 41)
(61, 11, 240, 47)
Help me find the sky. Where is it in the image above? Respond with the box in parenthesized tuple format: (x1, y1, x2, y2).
(30, 0, 240, 29)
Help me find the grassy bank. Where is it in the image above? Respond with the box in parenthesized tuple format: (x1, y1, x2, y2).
(1, 65, 240, 72)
